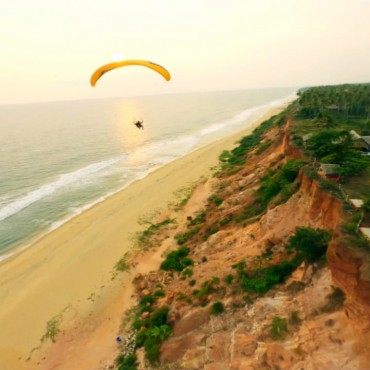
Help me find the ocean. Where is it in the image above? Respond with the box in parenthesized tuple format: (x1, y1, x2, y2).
(0, 88, 296, 259)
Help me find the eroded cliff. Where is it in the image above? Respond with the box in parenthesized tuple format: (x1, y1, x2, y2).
(126, 118, 370, 370)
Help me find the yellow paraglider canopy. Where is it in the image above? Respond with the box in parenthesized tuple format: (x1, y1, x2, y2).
(90, 60, 171, 87)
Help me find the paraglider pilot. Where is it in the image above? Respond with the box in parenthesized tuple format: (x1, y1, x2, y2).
(134, 120, 144, 130)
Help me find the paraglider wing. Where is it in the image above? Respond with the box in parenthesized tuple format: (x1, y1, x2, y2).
(90, 60, 171, 87)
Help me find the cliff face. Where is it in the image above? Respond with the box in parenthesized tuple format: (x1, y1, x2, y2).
(278, 123, 370, 331)
(132, 121, 370, 369)
(258, 173, 343, 244)
(327, 240, 370, 328)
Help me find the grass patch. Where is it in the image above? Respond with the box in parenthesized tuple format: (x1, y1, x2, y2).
(172, 180, 205, 209)
(270, 316, 288, 340)
(193, 278, 221, 302)
(41, 312, 64, 343)
(256, 140, 272, 154)
(203, 225, 219, 240)
(134, 218, 175, 249)
(175, 226, 202, 245)
(188, 211, 206, 226)
(116, 353, 138, 370)
(115, 252, 130, 272)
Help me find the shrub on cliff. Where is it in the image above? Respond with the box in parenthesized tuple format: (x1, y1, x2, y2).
(160, 247, 194, 272)
(363, 198, 370, 213)
(116, 353, 138, 370)
(174, 226, 202, 245)
(211, 301, 225, 315)
(135, 306, 172, 364)
(258, 159, 304, 207)
(221, 114, 285, 168)
(287, 227, 331, 263)
(236, 260, 299, 294)
(116, 354, 139, 370)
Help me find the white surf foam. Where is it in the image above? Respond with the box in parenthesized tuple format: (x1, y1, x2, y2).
(0, 154, 127, 222)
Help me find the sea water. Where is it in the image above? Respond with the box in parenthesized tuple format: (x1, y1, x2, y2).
(0, 88, 297, 259)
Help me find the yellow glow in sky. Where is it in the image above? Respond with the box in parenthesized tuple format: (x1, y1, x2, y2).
(0, 0, 369, 104)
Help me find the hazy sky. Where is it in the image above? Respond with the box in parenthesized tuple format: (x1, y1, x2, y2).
(1, 0, 369, 104)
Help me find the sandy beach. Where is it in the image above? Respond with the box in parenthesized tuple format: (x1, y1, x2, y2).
(0, 106, 285, 370)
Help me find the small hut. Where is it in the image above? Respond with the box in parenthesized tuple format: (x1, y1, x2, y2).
(302, 132, 314, 144)
(318, 163, 340, 181)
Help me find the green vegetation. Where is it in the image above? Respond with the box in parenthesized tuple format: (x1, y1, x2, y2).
(203, 225, 219, 240)
(116, 354, 138, 370)
(211, 301, 225, 315)
(208, 194, 223, 206)
(234, 202, 263, 223)
(256, 140, 272, 154)
(188, 211, 206, 225)
(270, 316, 288, 340)
(219, 150, 233, 162)
(233, 227, 331, 295)
(289, 310, 302, 326)
(141, 218, 174, 239)
(290, 84, 370, 223)
(115, 252, 130, 272)
(134, 306, 172, 364)
(291, 84, 370, 203)
(154, 289, 165, 298)
(193, 278, 221, 303)
(219, 112, 287, 169)
(286, 227, 332, 263)
(224, 274, 234, 284)
(363, 198, 370, 212)
(297, 84, 370, 121)
(320, 286, 346, 313)
(41, 308, 68, 343)
(174, 225, 202, 245)
(173, 181, 202, 209)
(307, 130, 369, 177)
(182, 267, 193, 278)
(134, 217, 175, 249)
(233, 159, 304, 224)
(243, 295, 253, 304)
(257, 159, 305, 208)
(160, 246, 194, 271)
(41, 316, 61, 343)
(342, 211, 361, 235)
(235, 259, 300, 294)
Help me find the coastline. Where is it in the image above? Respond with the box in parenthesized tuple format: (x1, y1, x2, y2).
(0, 105, 286, 370)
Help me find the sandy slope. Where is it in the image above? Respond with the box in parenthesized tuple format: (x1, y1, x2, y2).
(0, 107, 285, 370)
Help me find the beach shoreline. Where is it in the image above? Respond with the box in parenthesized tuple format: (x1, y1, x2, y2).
(0, 105, 287, 370)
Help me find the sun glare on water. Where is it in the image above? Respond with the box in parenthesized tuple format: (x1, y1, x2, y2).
(111, 52, 125, 62)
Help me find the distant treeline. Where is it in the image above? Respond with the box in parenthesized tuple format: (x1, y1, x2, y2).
(297, 83, 370, 119)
